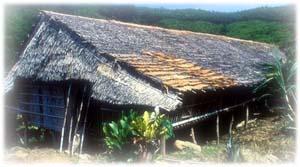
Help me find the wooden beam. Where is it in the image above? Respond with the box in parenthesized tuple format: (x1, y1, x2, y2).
(245, 105, 249, 129)
(23, 115, 28, 147)
(190, 128, 197, 144)
(5, 106, 64, 119)
(79, 95, 91, 155)
(72, 85, 87, 155)
(216, 114, 220, 145)
(188, 109, 197, 144)
(160, 136, 166, 157)
(16, 101, 65, 109)
(173, 98, 256, 129)
(17, 92, 64, 99)
(229, 114, 234, 136)
(60, 83, 72, 152)
(217, 96, 222, 145)
(68, 116, 73, 155)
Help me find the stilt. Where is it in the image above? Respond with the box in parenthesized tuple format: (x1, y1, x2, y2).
(60, 83, 72, 152)
(216, 114, 220, 145)
(190, 127, 197, 144)
(79, 95, 91, 155)
(72, 85, 87, 155)
(68, 116, 73, 155)
(188, 109, 197, 144)
(227, 114, 235, 161)
(245, 105, 249, 129)
(23, 115, 28, 147)
(229, 114, 234, 136)
(160, 136, 166, 157)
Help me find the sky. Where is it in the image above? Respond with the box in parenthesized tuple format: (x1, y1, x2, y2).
(135, 3, 289, 12)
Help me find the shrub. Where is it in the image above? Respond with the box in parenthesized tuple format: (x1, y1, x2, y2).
(254, 49, 296, 123)
(102, 110, 173, 161)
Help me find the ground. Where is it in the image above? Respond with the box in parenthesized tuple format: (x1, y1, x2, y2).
(155, 111, 296, 163)
(3, 111, 296, 164)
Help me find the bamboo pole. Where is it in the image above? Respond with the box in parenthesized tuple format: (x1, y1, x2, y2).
(72, 85, 87, 155)
(24, 115, 28, 147)
(188, 109, 197, 144)
(5, 106, 64, 119)
(68, 116, 73, 155)
(60, 83, 72, 152)
(229, 114, 234, 136)
(285, 94, 295, 117)
(190, 128, 197, 144)
(160, 135, 166, 157)
(245, 105, 249, 129)
(172, 98, 256, 129)
(17, 101, 65, 109)
(79, 95, 91, 155)
(216, 114, 220, 145)
(216, 96, 222, 145)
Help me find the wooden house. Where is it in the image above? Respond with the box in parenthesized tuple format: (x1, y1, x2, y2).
(4, 11, 283, 152)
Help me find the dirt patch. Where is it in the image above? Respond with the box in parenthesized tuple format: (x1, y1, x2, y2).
(5, 147, 77, 163)
(3, 146, 111, 164)
(155, 112, 295, 163)
(233, 114, 296, 162)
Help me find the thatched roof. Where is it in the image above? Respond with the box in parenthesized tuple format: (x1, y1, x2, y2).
(111, 51, 236, 92)
(40, 11, 281, 84)
(5, 11, 282, 111)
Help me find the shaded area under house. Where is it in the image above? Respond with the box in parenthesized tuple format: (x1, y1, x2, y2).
(4, 11, 284, 152)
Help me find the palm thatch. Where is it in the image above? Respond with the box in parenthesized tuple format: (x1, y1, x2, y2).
(5, 11, 283, 111)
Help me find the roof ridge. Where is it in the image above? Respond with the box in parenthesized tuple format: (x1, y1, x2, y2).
(40, 10, 273, 48)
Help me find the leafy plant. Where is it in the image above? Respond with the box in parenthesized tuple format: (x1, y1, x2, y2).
(131, 111, 173, 142)
(254, 49, 296, 122)
(131, 111, 173, 161)
(102, 110, 174, 161)
(102, 111, 137, 151)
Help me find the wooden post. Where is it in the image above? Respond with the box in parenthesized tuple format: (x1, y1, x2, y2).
(245, 105, 249, 129)
(229, 114, 234, 136)
(188, 109, 197, 144)
(79, 95, 91, 155)
(216, 95, 223, 145)
(23, 115, 28, 147)
(68, 116, 73, 155)
(160, 136, 166, 157)
(72, 85, 87, 155)
(216, 114, 220, 145)
(190, 128, 197, 144)
(60, 83, 72, 152)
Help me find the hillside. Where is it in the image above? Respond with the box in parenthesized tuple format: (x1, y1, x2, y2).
(4, 5, 296, 72)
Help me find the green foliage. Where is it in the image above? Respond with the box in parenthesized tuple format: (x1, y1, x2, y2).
(158, 19, 224, 34)
(102, 110, 173, 161)
(131, 111, 174, 143)
(102, 111, 137, 151)
(225, 20, 294, 47)
(254, 49, 296, 122)
(5, 7, 39, 71)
